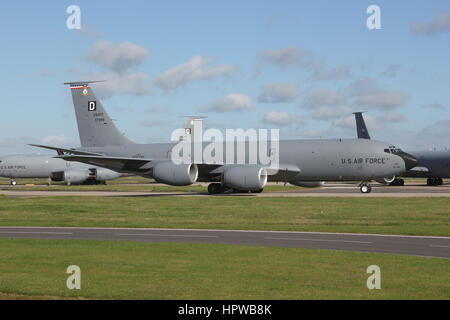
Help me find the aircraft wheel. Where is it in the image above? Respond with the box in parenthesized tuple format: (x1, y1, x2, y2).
(427, 178, 433, 186)
(399, 179, 405, 186)
(437, 178, 443, 185)
(11, 180, 17, 186)
(207, 183, 222, 195)
(360, 184, 372, 194)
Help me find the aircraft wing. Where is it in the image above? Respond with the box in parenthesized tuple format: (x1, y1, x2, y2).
(58, 154, 153, 172)
(58, 154, 301, 180)
(29, 144, 104, 156)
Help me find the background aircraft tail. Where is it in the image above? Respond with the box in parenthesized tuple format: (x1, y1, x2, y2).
(353, 111, 371, 139)
(65, 81, 134, 147)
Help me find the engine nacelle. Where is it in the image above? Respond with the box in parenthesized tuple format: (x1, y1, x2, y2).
(290, 181, 324, 188)
(223, 165, 267, 191)
(95, 168, 121, 182)
(63, 170, 90, 185)
(152, 161, 198, 186)
(374, 176, 396, 185)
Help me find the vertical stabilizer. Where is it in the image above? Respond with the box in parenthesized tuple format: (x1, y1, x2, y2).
(353, 111, 371, 139)
(65, 81, 134, 147)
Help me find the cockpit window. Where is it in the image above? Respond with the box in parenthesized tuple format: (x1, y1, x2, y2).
(385, 146, 402, 154)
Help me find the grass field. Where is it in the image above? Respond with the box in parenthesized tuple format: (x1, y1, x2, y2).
(0, 176, 307, 192)
(1, 180, 448, 300)
(0, 196, 449, 236)
(0, 176, 433, 186)
(0, 176, 152, 185)
(0, 238, 448, 300)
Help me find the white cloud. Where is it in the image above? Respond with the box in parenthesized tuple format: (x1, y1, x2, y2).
(411, 12, 450, 36)
(262, 110, 304, 126)
(311, 106, 352, 120)
(348, 77, 381, 96)
(378, 64, 401, 78)
(76, 69, 152, 99)
(417, 120, 450, 148)
(302, 88, 346, 108)
(349, 78, 407, 109)
(256, 46, 308, 67)
(379, 112, 407, 123)
(41, 135, 77, 147)
(311, 63, 351, 81)
(354, 91, 406, 109)
(257, 82, 300, 103)
(86, 40, 150, 73)
(77, 41, 152, 98)
(255, 46, 350, 82)
(154, 55, 237, 92)
(333, 114, 383, 131)
(201, 93, 253, 113)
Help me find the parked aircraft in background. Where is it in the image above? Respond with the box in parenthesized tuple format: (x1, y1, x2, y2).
(32, 82, 418, 194)
(0, 154, 120, 185)
(354, 112, 450, 186)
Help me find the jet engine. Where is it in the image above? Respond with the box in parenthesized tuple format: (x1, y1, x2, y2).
(63, 169, 90, 185)
(290, 181, 325, 188)
(223, 165, 267, 191)
(95, 168, 121, 182)
(152, 161, 198, 186)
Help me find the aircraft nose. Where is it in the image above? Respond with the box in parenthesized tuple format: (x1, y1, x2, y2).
(396, 151, 418, 170)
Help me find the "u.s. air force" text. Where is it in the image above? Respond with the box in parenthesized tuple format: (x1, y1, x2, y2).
(341, 157, 387, 165)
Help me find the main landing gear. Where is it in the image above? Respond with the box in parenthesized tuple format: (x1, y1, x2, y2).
(389, 178, 405, 186)
(359, 182, 372, 194)
(207, 183, 224, 195)
(207, 183, 264, 195)
(427, 177, 443, 186)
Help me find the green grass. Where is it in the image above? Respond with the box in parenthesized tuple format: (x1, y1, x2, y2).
(0, 196, 449, 236)
(0, 176, 152, 185)
(0, 238, 448, 299)
(0, 184, 304, 193)
(0, 176, 304, 192)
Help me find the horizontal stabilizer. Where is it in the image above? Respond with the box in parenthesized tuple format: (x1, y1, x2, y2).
(29, 144, 104, 156)
(64, 80, 106, 86)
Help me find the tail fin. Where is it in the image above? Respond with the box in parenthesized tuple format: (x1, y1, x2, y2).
(353, 111, 371, 139)
(65, 81, 134, 147)
(178, 116, 206, 142)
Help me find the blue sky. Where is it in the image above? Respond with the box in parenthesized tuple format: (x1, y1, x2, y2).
(0, 0, 449, 154)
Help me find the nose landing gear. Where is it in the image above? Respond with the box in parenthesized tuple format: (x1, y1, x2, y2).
(359, 182, 372, 193)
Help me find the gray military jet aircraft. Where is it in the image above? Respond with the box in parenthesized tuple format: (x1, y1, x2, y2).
(31, 82, 418, 194)
(354, 112, 450, 186)
(0, 154, 120, 185)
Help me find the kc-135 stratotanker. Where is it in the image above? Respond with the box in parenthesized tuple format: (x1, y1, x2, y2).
(31, 81, 418, 194)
